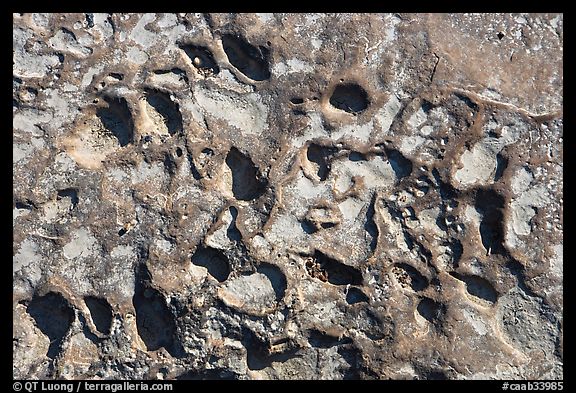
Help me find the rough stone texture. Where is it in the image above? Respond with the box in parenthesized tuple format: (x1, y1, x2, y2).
(13, 13, 562, 380)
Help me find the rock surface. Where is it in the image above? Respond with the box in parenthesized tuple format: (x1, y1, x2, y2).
(13, 13, 563, 380)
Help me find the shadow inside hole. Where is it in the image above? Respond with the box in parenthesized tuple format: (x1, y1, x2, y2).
(191, 247, 231, 282)
(446, 239, 463, 269)
(454, 93, 479, 111)
(226, 206, 242, 242)
(56, 188, 79, 207)
(311, 250, 363, 286)
(225, 147, 267, 201)
(348, 151, 366, 162)
(386, 149, 413, 179)
(416, 297, 444, 324)
(308, 329, 352, 348)
(494, 153, 508, 181)
(85, 13, 94, 28)
(84, 296, 113, 335)
(132, 265, 184, 358)
(394, 263, 429, 292)
(306, 144, 333, 181)
(329, 83, 369, 113)
(96, 97, 134, 147)
(301, 220, 317, 234)
(145, 89, 183, 136)
(364, 196, 378, 251)
(346, 287, 369, 305)
(78, 312, 99, 345)
(26, 292, 75, 359)
(154, 68, 189, 82)
(449, 272, 498, 304)
(108, 72, 123, 81)
(320, 221, 336, 229)
(475, 189, 505, 255)
(339, 347, 362, 379)
(180, 44, 220, 74)
(257, 263, 287, 301)
(221, 34, 270, 81)
(15, 201, 33, 210)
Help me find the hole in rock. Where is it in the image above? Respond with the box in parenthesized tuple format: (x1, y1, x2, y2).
(244, 331, 300, 371)
(225, 147, 267, 201)
(346, 287, 369, 305)
(305, 250, 363, 286)
(57, 188, 79, 207)
(393, 263, 429, 292)
(257, 263, 287, 301)
(416, 297, 444, 324)
(301, 220, 317, 234)
(494, 153, 508, 181)
(15, 200, 34, 210)
(306, 144, 334, 181)
(226, 206, 242, 242)
(329, 83, 369, 114)
(348, 151, 366, 161)
(27, 292, 75, 359)
(132, 265, 183, 357)
(85, 13, 94, 28)
(144, 89, 183, 136)
(84, 296, 113, 335)
(308, 329, 352, 348)
(455, 93, 479, 111)
(445, 239, 463, 269)
(339, 347, 362, 379)
(474, 189, 505, 255)
(180, 44, 220, 75)
(96, 96, 134, 147)
(191, 246, 231, 282)
(365, 196, 378, 251)
(449, 272, 498, 304)
(26, 86, 38, 97)
(108, 72, 123, 81)
(290, 97, 304, 105)
(386, 149, 412, 179)
(221, 34, 270, 81)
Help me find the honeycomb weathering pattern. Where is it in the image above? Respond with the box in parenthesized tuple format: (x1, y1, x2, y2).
(13, 13, 563, 380)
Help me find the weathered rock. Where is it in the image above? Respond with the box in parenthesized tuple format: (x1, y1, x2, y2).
(13, 13, 562, 380)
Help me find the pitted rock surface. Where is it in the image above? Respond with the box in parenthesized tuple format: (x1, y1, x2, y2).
(13, 13, 562, 380)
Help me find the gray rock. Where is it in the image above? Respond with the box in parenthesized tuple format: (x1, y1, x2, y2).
(13, 13, 562, 380)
